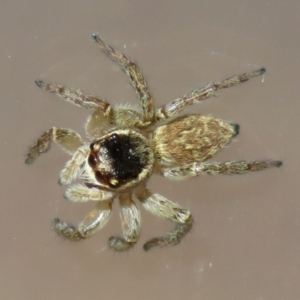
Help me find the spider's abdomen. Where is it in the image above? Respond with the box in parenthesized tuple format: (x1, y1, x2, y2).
(88, 129, 154, 190)
(153, 114, 238, 166)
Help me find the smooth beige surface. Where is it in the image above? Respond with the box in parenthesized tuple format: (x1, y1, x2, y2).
(0, 1, 298, 299)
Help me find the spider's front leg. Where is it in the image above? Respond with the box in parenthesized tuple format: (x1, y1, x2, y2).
(108, 193, 141, 251)
(155, 68, 266, 122)
(25, 127, 83, 164)
(136, 187, 192, 251)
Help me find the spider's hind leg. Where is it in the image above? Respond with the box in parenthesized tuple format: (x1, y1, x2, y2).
(108, 193, 141, 251)
(198, 160, 282, 175)
(162, 160, 282, 180)
(136, 187, 193, 251)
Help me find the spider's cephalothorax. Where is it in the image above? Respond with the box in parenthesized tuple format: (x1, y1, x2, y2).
(26, 33, 282, 252)
(87, 129, 154, 190)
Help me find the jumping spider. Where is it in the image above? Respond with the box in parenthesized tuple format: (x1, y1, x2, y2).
(25, 33, 282, 251)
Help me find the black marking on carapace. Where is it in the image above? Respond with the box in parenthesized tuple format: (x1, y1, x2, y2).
(90, 133, 148, 188)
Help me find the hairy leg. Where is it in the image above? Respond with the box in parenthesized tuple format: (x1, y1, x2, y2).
(92, 33, 154, 125)
(162, 160, 282, 180)
(53, 201, 112, 240)
(155, 68, 266, 122)
(59, 145, 89, 185)
(108, 193, 141, 251)
(85, 105, 147, 136)
(136, 187, 192, 251)
(64, 184, 115, 202)
(85, 108, 111, 139)
(25, 127, 83, 164)
(35, 80, 112, 116)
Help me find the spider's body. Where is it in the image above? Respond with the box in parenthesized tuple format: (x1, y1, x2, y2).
(88, 129, 153, 190)
(26, 34, 281, 251)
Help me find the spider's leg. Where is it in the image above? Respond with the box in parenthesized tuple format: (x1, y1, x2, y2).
(108, 193, 141, 251)
(162, 160, 282, 180)
(64, 184, 115, 202)
(25, 127, 83, 164)
(59, 145, 89, 185)
(35, 80, 112, 116)
(155, 68, 266, 122)
(136, 187, 192, 251)
(53, 200, 112, 240)
(92, 34, 154, 125)
(85, 108, 111, 139)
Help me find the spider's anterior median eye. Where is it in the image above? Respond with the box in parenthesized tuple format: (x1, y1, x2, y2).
(88, 153, 98, 168)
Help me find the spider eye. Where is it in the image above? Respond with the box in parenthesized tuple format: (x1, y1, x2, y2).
(88, 153, 98, 168)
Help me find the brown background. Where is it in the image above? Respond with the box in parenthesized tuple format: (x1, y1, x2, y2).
(0, 1, 298, 299)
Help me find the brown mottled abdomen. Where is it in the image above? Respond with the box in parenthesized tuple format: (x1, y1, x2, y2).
(153, 115, 238, 166)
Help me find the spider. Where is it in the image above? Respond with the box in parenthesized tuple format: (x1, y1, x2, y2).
(25, 33, 282, 252)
